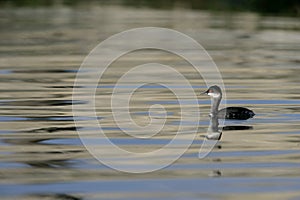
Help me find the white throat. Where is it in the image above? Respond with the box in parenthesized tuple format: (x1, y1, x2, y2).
(208, 92, 220, 98)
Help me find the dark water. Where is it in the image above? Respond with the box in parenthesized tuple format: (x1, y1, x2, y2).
(1, 5, 300, 200)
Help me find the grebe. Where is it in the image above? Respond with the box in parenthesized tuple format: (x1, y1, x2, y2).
(202, 85, 255, 120)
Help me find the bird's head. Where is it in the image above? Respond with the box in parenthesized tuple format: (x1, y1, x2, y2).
(201, 85, 222, 98)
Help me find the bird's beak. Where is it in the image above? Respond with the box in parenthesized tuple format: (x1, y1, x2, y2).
(200, 89, 209, 95)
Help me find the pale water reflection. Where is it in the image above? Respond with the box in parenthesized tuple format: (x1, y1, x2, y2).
(1, 4, 300, 200)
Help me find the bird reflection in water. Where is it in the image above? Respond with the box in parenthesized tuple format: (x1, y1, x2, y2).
(205, 115, 253, 141)
(205, 116, 222, 140)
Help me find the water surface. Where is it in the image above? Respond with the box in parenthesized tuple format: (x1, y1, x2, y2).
(1, 4, 300, 200)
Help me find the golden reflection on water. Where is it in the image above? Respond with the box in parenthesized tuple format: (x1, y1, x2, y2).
(0, 5, 300, 200)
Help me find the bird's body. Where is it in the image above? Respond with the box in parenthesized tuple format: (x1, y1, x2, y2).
(202, 85, 255, 120)
(218, 107, 255, 120)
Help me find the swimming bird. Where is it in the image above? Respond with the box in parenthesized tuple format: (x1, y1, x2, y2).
(202, 85, 255, 120)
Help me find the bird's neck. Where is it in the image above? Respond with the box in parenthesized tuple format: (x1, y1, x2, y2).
(211, 96, 221, 115)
